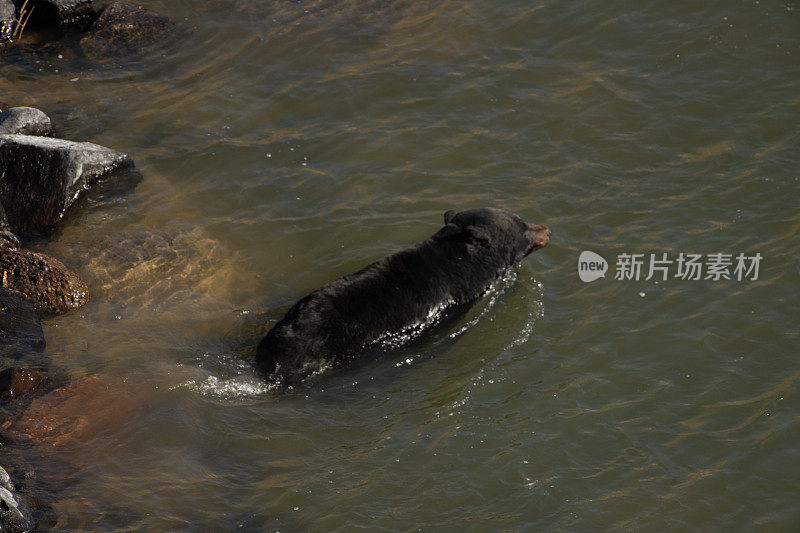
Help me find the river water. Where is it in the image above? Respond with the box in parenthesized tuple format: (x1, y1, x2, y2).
(2, 0, 799, 530)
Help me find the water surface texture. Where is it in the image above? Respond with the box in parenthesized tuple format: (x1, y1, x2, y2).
(2, 0, 799, 530)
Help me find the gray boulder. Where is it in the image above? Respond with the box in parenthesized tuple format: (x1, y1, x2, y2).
(0, 107, 53, 136)
(0, 0, 14, 43)
(0, 465, 34, 533)
(0, 133, 133, 233)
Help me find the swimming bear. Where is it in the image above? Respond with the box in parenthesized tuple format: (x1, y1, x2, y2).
(256, 207, 550, 386)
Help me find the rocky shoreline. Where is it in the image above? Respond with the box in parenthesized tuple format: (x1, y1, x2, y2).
(0, 103, 138, 531)
(0, 464, 35, 533)
(1, 2, 172, 530)
(1, 0, 173, 54)
(0, 0, 177, 526)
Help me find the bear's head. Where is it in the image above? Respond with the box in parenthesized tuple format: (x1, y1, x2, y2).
(441, 207, 549, 264)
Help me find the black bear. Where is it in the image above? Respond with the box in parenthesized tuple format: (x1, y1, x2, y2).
(256, 207, 550, 386)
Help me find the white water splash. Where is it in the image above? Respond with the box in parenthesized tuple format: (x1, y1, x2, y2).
(171, 374, 277, 399)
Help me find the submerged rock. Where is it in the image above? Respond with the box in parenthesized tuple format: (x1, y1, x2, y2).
(80, 1, 172, 57)
(0, 464, 35, 533)
(0, 367, 48, 403)
(0, 133, 133, 233)
(0, 289, 44, 352)
(14, 374, 150, 447)
(0, 248, 89, 315)
(0, 107, 54, 136)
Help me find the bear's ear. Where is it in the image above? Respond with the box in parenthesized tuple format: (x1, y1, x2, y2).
(443, 210, 456, 225)
(466, 226, 491, 247)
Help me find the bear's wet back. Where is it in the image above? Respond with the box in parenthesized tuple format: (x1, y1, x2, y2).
(256, 207, 549, 386)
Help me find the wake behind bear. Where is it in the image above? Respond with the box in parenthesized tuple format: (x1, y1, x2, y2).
(256, 207, 550, 387)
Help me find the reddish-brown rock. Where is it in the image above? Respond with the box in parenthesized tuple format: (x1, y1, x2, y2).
(0, 248, 89, 315)
(0, 368, 49, 402)
(14, 374, 149, 447)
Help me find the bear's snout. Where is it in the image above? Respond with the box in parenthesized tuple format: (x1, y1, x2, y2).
(526, 223, 550, 254)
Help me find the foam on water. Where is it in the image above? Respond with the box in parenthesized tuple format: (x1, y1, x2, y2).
(170, 350, 278, 400)
(171, 374, 277, 400)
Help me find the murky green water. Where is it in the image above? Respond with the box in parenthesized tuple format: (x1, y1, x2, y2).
(2, 0, 799, 530)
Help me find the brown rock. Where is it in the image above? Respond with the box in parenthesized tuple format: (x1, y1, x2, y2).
(0, 368, 49, 403)
(0, 248, 88, 315)
(14, 374, 149, 447)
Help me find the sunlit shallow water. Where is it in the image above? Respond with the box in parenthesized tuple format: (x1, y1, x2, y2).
(2, 0, 799, 530)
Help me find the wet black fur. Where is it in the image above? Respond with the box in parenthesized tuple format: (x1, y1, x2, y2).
(256, 208, 548, 386)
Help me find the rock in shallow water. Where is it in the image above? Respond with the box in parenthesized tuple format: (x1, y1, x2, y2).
(0, 367, 48, 403)
(0, 464, 35, 533)
(14, 374, 150, 447)
(0, 248, 89, 315)
(0, 133, 133, 233)
(80, 1, 172, 58)
(0, 107, 54, 136)
(0, 289, 44, 352)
